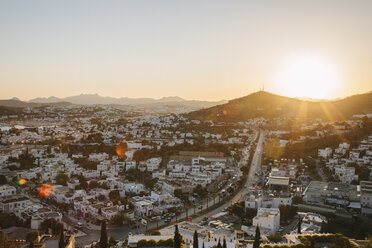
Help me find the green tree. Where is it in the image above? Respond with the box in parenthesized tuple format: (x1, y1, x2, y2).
(193, 231, 199, 248)
(267, 234, 283, 243)
(253, 226, 260, 248)
(55, 172, 68, 186)
(26, 230, 39, 243)
(173, 225, 182, 248)
(0, 231, 10, 248)
(109, 236, 117, 247)
(58, 227, 65, 248)
(217, 239, 222, 248)
(99, 220, 108, 248)
(110, 213, 129, 226)
(0, 175, 7, 185)
(109, 190, 121, 201)
(298, 218, 302, 234)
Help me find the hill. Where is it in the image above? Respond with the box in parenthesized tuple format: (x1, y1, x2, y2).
(187, 91, 372, 121)
(29, 93, 226, 107)
(0, 99, 72, 108)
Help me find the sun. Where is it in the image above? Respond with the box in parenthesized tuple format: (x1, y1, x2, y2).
(273, 54, 343, 99)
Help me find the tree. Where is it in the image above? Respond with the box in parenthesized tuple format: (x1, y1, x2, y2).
(279, 205, 298, 224)
(109, 236, 117, 247)
(193, 231, 199, 248)
(217, 239, 222, 248)
(0, 175, 7, 185)
(253, 226, 260, 248)
(223, 238, 227, 248)
(55, 222, 64, 235)
(26, 230, 39, 243)
(109, 190, 120, 201)
(58, 227, 65, 248)
(110, 213, 129, 226)
(55, 172, 68, 186)
(99, 220, 108, 248)
(0, 231, 9, 248)
(173, 225, 181, 248)
(267, 234, 283, 243)
(298, 217, 302, 234)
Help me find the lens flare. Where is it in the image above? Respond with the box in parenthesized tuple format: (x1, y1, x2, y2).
(39, 183, 54, 198)
(18, 178, 27, 185)
(116, 142, 128, 160)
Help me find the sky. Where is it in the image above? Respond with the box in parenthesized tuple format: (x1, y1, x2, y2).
(0, 0, 371, 101)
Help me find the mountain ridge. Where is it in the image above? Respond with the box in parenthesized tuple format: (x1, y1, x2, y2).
(0, 99, 72, 108)
(28, 93, 226, 106)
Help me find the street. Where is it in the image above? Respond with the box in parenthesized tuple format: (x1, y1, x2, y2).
(76, 130, 266, 246)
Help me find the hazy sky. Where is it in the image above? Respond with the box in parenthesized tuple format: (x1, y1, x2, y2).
(0, 0, 371, 101)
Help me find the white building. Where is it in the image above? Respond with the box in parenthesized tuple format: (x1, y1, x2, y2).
(360, 181, 372, 214)
(318, 147, 332, 158)
(251, 208, 280, 235)
(0, 195, 30, 213)
(123, 183, 145, 194)
(299, 212, 327, 234)
(0, 185, 16, 197)
(245, 195, 292, 209)
(334, 164, 358, 184)
(133, 199, 153, 217)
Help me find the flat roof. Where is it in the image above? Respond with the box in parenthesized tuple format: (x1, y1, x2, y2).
(267, 176, 289, 186)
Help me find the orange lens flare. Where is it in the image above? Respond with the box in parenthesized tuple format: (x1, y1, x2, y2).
(39, 183, 54, 198)
(19, 179, 27, 185)
(116, 142, 128, 160)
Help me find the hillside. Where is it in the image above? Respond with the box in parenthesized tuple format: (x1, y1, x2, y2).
(0, 99, 72, 108)
(187, 91, 372, 121)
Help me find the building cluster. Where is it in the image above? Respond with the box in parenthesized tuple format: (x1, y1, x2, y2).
(0, 105, 261, 240)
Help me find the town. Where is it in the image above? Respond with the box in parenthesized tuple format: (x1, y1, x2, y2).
(0, 100, 371, 247)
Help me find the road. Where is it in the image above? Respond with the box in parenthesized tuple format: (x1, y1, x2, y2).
(192, 130, 265, 223)
(76, 131, 266, 246)
(232, 130, 265, 203)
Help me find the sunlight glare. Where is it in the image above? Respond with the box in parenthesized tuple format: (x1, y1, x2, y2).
(273, 54, 343, 99)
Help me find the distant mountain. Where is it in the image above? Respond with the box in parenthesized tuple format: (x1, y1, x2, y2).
(29, 94, 226, 107)
(187, 91, 372, 121)
(0, 99, 72, 108)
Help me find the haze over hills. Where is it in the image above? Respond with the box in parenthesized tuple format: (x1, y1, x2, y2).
(187, 91, 372, 121)
(0, 99, 72, 108)
(29, 94, 227, 107)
